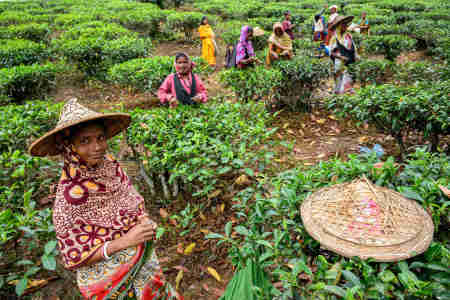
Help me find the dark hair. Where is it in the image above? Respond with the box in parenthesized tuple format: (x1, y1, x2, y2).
(314, 14, 320, 21)
(284, 10, 291, 16)
(175, 52, 189, 63)
(247, 26, 253, 34)
(200, 16, 207, 25)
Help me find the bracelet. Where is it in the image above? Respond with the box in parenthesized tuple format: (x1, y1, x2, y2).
(102, 241, 112, 260)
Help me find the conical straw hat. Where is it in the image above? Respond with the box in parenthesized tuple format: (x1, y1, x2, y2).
(253, 27, 265, 36)
(29, 98, 131, 157)
(301, 177, 433, 262)
(329, 15, 354, 31)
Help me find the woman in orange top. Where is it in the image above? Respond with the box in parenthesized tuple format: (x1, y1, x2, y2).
(198, 16, 216, 67)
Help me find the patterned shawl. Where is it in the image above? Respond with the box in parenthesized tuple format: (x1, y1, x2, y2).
(268, 22, 293, 51)
(236, 25, 255, 64)
(53, 146, 145, 269)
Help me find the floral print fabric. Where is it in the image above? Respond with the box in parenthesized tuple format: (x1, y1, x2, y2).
(53, 147, 146, 269)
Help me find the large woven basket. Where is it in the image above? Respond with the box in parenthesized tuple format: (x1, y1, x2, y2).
(301, 177, 434, 262)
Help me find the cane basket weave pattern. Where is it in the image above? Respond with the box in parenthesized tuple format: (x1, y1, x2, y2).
(301, 177, 434, 262)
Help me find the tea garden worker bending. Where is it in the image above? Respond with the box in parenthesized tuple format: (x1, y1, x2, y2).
(158, 53, 208, 108)
(266, 22, 293, 66)
(29, 98, 184, 300)
(282, 11, 295, 40)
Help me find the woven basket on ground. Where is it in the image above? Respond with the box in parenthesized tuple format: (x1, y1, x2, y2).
(301, 177, 433, 262)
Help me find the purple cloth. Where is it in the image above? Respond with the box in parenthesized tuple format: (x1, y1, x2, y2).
(282, 20, 294, 40)
(235, 25, 255, 65)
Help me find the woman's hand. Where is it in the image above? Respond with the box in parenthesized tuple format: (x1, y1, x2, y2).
(168, 96, 179, 108)
(120, 219, 157, 249)
(192, 94, 203, 103)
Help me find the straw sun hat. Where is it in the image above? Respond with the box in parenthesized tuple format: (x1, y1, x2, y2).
(301, 177, 433, 262)
(329, 15, 354, 31)
(253, 27, 265, 37)
(29, 98, 131, 157)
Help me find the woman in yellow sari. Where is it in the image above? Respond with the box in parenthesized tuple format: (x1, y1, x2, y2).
(266, 22, 293, 66)
(198, 16, 216, 67)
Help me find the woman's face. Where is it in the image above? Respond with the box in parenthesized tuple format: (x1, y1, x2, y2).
(246, 31, 253, 40)
(202, 18, 208, 25)
(362, 12, 367, 18)
(341, 22, 349, 32)
(175, 56, 190, 75)
(275, 27, 283, 36)
(331, 7, 337, 13)
(71, 123, 107, 167)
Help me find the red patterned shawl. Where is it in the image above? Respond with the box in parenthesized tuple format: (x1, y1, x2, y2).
(53, 147, 145, 269)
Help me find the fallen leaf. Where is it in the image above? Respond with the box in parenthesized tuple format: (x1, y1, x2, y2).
(202, 283, 209, 292)
(176, 243, 184, 255)
(169, 218, 178, 226)
(219, 203, 225, 213)
(140, 123, 149, 129)
(316, 119, 326, 124)
(208, 189, 221, 199)
(328, 115, 337, 120)
(184, 243, 196, 255)
(283, 123, 290, 129)
(235, 174, 250, 186)
(298, 129, 304, 136)
(358, 136, 369, 143)
(212, 288, 225, 297)
(175, 269, 183, 290)
(317, 153, 326, 159)
(287, 129, 295, 135)
(173, 265, 189, 273)
(276, 133, 283, 139)
(199, 212, 207, 221)
(159, 208, 168, 219)
(207, 267, 222, 282)
(293, 147, 302, 154)
(200, 229, 210, 235)
(373, 162, 385, 169)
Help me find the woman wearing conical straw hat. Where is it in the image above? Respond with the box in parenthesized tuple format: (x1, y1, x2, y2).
(326, 15, 359, 95)
(29, 98, 183, 300)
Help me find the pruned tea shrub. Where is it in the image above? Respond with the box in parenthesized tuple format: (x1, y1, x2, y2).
(0, 39, 47, 68)
(348, 59, 393, 86)
(328, 82, 450, 153)
(0, 23, 51, 42)
(363, 35, 417, 60)
(0, 63, 65, 103)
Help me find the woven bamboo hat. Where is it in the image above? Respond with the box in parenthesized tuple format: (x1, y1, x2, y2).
(330, 15, 354, 31)
(29, 98, 131, 157)
(301, 177, 433, 262)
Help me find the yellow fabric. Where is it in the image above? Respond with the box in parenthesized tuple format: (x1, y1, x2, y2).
(198, 24, 216, 66)
(266, 22, 293, 66)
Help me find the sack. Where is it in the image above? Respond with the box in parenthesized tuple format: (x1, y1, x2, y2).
(225, 44, 237, 68)
(219, 260, 273, 300)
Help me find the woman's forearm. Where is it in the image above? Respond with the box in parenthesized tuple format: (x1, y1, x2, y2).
(82, 237, 129, 267)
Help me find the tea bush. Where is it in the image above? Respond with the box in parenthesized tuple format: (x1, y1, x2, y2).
(0, 63, 65, 102)
(110, 8, 166, 35)
(219, 65, 282, 102)
(166, 11, 212, 40)
(271, 55, 330, 111)
(55, 21, 136, 42)
(348, 59, 393, 86)
(394, 61, 449, 84)
(55, 36, 152, 77)
(207, 150, 449, 299)
(107, 56, 213, 92)
(0, 23, 51, 42)
(53, 13, 97, 28)
(328, 82, 450, 153)
(362, 35, 417, 60)
(217, 20, 270, 51)
(0, 11, 37, 26)
(0, 101, 61, 153)
(0, 39, 47, 68)
(126, 102, 277, 197)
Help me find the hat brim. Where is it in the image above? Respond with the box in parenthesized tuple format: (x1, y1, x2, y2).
(29, 113, 131, 157)
(330, 16, 354, 31)
(253, 27, 265, 36)
(300, 181, 434, 262)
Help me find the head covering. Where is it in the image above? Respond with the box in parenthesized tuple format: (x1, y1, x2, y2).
(301, 177, 433, 262)
(236, 26, 255, 65)
(330, 15, 354, 31)
(268, 22, 293, 51)
(53, 145, 146, 268)
(200, 16, 207, 25)
(174, 52, 195, 74)
(253, 27, 265, 36)
(330, 4, 338, 11)
(29, 98, 130, 157)
(284, 10, 291, 16)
